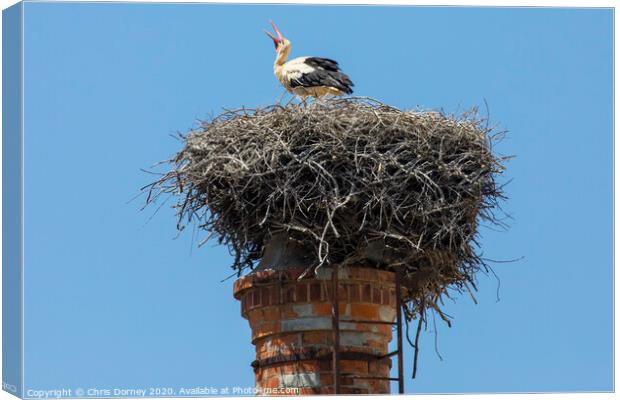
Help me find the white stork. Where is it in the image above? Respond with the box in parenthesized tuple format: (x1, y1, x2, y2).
(264, 21, 354, 99)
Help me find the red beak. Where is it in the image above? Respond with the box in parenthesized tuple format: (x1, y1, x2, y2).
(264, 20, 284, 49)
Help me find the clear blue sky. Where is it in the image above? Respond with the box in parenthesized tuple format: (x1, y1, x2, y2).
(22, 3, 612, 395)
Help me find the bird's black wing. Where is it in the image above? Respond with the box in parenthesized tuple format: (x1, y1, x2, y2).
(304, 57, 341, 71)
(290, 57, 354, 94)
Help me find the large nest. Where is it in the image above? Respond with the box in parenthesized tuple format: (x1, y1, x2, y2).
(145, 97, 508, 323)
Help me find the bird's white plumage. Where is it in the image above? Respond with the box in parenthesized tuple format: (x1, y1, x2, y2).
(276, 57, 315, 82)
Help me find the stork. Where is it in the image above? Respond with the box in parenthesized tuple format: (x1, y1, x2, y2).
(264, 21, 354, 99)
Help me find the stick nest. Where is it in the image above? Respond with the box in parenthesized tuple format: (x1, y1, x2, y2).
(144, 97, 508, 321)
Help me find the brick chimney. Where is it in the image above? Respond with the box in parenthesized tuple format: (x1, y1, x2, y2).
(233, 266, 399, 395)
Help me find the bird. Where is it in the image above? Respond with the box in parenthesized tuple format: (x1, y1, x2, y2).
(264, 21, 354, 99)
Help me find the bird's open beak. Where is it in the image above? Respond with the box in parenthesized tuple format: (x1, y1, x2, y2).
(264, 20, 284, 49)
(264, 29, 279, 47)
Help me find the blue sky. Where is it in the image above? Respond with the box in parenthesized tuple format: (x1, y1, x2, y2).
(21, 3, 612, 395)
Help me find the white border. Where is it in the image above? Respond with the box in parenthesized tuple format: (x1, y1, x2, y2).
(0, 2, 615, 400)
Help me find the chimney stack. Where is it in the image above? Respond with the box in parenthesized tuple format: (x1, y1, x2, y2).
(234, 266, 399, 395)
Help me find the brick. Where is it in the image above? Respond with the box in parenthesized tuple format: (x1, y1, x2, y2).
(367, 323, 392, 336)
(348, 284, 360, 302)
(318, 373, 333, 386)
(262, 334, 300, 352)
(254, 338, 270, 355)
(340, 360, 368, 374)
(367, 380, 387, 394)
(283, 286, 295, 303)
(245, 292, 253, 309)
(261, 306, 280, 321)
(325, 285, 333, 301)
(356, 268, 373, 282)
(338, 283, 347, 301)
(292, 304, 314, 317)
(338, 344, 371, 355)
(372, 287, 382, 304)
(240, 296, 247, 314)
(315, 359, 332, 371)
(295, 283, 308, 303)
(381, 288, 390, 305)
(339, 321, 357, 331)
(378, 305, 396, 322)
(312, 302, 332, 316)
(362, 284, 372, 302)
(341, 376, 356, 386)
(302, 331, 329, 346)
(374, 362, 390, 376)
(281, 317, 331, 332)
(232, 280, 244, 297)
(314, 301, 347, 316)
(365, 338, 388, 352)
(261, 288, 271, 306)
(344, 303, 352, 318)
(350, 303, 379, 320)
(270, 286, 281, 306)
(319, 374, 355, 386)
(280, 304, 298, 319)
(263, 361, 319, 377)
(252, 290, 261, 308)
(368, 359, 390, 374)
(340, 332, 369, 347)
(260, 376, 281, 389)
(280, 372, 320, 388)
(251, 321, 281, 342)
(309, 283, 322, 301)
(247, 311, 264, 327)
(343, 331, 385, 347)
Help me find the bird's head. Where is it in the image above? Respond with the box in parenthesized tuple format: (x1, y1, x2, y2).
(264, 21, 290, 54)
